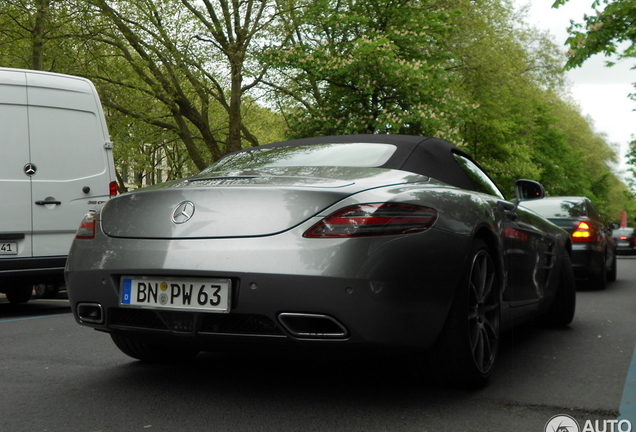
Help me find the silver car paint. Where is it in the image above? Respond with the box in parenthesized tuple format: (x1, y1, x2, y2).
(65, 167, 569, 351)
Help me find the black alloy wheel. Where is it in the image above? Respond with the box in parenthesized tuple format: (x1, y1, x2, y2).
(467, 246, 500, 376)
(427, 238, 501, 388)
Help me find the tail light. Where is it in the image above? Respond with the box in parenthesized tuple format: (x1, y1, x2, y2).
(571, 221, 595, 243)
(76, 211, 97, 240)
(109, 181, 118, 196)
(303, 203, 437, 238)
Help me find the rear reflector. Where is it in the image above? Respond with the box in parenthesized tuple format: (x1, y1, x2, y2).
(304, 203, 437, 238)
(109, 181, 118, 196)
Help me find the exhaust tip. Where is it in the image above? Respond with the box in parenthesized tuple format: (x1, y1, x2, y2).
(77, 303, 104, 324)
(278, 313, 348, 339)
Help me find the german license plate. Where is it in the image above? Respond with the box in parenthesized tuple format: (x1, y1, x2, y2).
(120, 276, 231, 313)
(0, 242, 17, 255)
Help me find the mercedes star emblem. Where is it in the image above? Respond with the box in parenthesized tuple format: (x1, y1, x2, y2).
(171, 201, 195, 224)
(24, 163, 37, 177)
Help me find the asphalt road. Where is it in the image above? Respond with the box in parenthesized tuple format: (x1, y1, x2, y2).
(2, 258, 636, 432)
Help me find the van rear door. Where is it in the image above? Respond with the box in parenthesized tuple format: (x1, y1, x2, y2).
(0, 70, 33, 259)
(26, 72, 115, 257)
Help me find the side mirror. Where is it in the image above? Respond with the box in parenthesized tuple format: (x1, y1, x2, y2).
(515, 179, 545, 202)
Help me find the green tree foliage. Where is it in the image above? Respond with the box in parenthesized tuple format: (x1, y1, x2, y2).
(444, 0, 625, 217)
(553, 0, 636, 71)
(263, 0, 469, 140)
(0, 0, 94, 71)
(82, 0, 271, 170)
(0, 0, 633, 218)
(553, 0, 636, 200)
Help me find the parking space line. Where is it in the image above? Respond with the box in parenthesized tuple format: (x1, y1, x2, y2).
(619, 343, 636, 420)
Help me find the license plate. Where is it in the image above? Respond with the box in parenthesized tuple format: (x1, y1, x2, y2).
(120, 276, 231, 313)
(0, 242, 17, 255)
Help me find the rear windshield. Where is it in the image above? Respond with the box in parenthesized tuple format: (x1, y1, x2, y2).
(614, 228, 635, 236)
(202, 143, 397, 173)
(522, 199, 587, 218)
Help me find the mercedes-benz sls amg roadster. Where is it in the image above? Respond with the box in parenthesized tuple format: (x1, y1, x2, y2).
(65, 134, 575, 387)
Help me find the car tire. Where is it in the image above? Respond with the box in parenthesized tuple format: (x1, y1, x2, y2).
(607, 253, 617, 283)
(427, 238, 500, 388)
(588, 253, 608, 290)
(110, 333, 199, 363)
(542, 252, 576, 328)
(5, 284, 33, 304)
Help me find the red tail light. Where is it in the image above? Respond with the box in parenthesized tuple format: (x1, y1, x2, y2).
(109, 181, 118, 196)
(571, 221, 595, 243)
(303, 203, 437, 238)
(76, 211, 97, 240)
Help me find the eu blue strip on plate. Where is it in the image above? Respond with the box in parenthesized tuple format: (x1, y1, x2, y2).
(121, 279, 132, 304)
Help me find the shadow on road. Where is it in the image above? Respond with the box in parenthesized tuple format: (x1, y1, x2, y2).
(0, 292, 71, 320)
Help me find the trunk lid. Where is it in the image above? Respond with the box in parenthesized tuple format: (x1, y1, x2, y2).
(100, 168, 428, 239)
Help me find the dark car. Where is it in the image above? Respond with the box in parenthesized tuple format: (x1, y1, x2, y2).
(612, 227, 636, 255)
(65, 134, 575, 388)
(521, 196, 616, 289)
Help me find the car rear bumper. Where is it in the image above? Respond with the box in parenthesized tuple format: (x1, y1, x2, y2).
(65, 228, 470, 352)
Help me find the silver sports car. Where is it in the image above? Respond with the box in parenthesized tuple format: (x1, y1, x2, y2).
(65, 134, 575, 387)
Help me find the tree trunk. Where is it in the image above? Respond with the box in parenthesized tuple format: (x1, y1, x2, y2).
(31, 0, 50, 70)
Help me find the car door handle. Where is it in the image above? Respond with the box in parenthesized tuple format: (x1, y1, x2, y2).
(35, 199, 62, 206)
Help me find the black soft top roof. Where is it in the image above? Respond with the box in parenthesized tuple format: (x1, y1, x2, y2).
(248, 134, 482, 191)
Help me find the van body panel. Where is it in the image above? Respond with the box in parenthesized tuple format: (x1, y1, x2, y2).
(29, 104, 112, 256)
(0, 67, 116, 301)
(0, 83, 33, 259)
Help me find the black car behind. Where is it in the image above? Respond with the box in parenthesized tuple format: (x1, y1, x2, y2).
(521, 196, 616, 290)
(613, 227, 636, 255)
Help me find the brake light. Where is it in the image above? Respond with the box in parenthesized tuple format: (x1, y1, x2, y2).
(620, 236, 628, 240)
(303, 203, 437, 238)
(572, 221, 594, 243)
(76, 211, 97, 240)
(109, 181, 118, 196)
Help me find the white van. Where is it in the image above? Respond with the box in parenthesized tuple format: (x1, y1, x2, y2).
(0, 68, 117, 303)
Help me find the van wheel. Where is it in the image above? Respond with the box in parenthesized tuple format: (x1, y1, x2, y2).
(35, 284, 60, 299)
(111, 333, 199, 363)
(5, 284, 33, 304)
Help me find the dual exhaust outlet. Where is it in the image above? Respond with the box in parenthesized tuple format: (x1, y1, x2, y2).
(76, 303, 348, 339)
